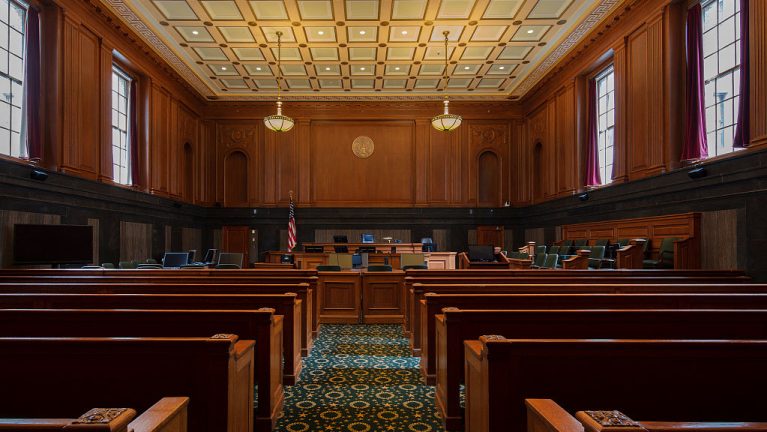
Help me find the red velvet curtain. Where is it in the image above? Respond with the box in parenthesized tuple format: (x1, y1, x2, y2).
(733, 0, 749, 148)
(129, 79, 141, 187)
(585, 78, 602, 187)
(681, 3, 708, 162)
(24, 7, 41, 161)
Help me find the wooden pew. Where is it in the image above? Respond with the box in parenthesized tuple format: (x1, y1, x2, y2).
(0, 309, 280, 432)
(0, 292, 302, 386)
(402, 268, 750, 337)
(0, 397, 190, 432)
(436, 309, 767, 430)
(406, 277, 754, 354)
(0, 274, 318, 353)
(0, 335, 253, 432)
(0, 281, 314, 357)
(464, 338, 767, 432)
(526, 399, 767, 432)
(419, 292, 767, 384)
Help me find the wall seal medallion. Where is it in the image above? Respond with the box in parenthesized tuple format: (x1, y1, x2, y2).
(352, 136, 375, 159)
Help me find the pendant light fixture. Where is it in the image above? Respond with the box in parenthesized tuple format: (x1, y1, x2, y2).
(431, 30, 462, 132)
(264, 31, 295, 132)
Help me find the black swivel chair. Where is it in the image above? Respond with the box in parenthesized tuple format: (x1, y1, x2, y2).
(333, 235, 349, 253)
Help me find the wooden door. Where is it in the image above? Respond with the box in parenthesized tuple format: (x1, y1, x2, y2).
(222, 226, 250, 266)
(476, 226, 504, 248)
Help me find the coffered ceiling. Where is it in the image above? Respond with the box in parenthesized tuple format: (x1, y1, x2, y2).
(103, 0, 626, 100)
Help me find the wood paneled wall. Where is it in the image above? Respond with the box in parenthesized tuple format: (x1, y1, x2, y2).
(119, 221, 151, 262)
(514, 0, 767, 206)
(29, 0, 210, 204)
(205, 102, 520, 208)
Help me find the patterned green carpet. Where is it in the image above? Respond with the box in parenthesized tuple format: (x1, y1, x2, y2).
(274, 324, 445, 432)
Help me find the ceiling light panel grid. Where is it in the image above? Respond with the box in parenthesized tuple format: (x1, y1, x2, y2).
(138, 0, 585, 96)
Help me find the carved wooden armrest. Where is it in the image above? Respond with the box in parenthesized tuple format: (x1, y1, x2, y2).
(576, 410, 647, 432)
(69, 407, 137, 431)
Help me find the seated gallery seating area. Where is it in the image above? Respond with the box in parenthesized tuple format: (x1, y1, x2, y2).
(0, 0, 765, 430)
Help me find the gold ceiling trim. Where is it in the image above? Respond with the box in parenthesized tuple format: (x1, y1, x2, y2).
(98, 0, 626, 101)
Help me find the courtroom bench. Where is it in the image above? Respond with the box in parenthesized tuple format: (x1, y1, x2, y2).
(0, 292, 303, 386)
(0, 397, 189, 432)
(526, 399, 767, 432)
(0, 280, 315, 356)
(0, 268, 320, 346)
(0, 309, 279, 432)
(406, 277, 756, 355)
(464, 338, 767, 432)
(436, 309, 767, 430)
(418, 292, 767, 384)
(0, 335, 253, 432)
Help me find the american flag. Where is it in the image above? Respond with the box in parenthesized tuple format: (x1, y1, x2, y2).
(287, 193, 297, 252)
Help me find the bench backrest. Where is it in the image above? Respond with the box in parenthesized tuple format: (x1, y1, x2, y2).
(0, 335, 253, 432)
(466, 339, 767, 432)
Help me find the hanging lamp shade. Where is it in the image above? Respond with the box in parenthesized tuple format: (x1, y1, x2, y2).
(264, 100, 294, 132)
(431, 99, 462, 132)
(264, 31, 294, 133)
(432, 31, 461, 132)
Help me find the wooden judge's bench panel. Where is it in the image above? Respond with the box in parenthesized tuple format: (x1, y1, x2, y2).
(561, 212, 701, 268)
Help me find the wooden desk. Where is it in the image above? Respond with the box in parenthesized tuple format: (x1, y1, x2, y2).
(316, 271, 405, 324)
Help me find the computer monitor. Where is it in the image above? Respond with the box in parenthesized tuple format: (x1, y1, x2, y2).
(360, 233, 374, 243)
(467, 245, 495, 262)
(333, 235, 348, 243)
(163, 252, 190, 268)
(202, 249, 218, 264)
(304, 246, 324, 253)
(280, 254, 294, 264)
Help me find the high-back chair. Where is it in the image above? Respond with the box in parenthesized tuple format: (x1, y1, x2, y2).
(643, 237, 678, 269)
(588, 245, 606, 269)
(542, 254, 559, 269)
(532, 253, 546, 268)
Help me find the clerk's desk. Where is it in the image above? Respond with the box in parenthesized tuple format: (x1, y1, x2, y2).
(264, 250, 456, 270)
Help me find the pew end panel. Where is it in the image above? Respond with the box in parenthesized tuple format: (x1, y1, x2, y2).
(129, 397, 189, 432)
(526, 399, 584, 432)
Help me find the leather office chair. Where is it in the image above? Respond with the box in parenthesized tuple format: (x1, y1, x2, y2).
(367, 265, 392, 272)
(542, 254, 559, 269)
(316, 265, 342, 271)
(643, 237, 678, 269)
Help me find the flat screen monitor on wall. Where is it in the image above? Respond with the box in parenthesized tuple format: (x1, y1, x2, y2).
(13, 224, 93, 265)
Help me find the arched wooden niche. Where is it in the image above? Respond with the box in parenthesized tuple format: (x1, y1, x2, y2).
(478, 150, 501, 207)
(533, 142, 543, 201)
(183, 143, 194, 201)
(224, 150, 248, 206)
